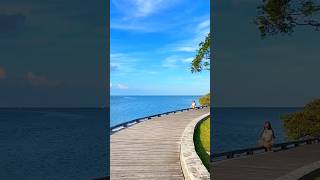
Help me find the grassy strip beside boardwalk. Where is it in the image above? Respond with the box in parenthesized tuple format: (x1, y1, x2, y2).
(194, 118, 210, 170)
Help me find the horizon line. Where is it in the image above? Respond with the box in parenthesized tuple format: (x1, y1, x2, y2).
(0, 106, 303, 109)
(110, 94, 204, 96)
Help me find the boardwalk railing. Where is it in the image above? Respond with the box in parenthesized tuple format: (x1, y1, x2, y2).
(110, 106, 208, 134)
(211, 137, 320, 162)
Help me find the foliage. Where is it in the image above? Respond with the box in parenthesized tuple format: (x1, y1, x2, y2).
(191, 33, 211, 73)
(281, 99, 320, 139)
(199, 93, 210, 106)
(305, 98, 320, 111)
(255, 0, 320, 38)
(194, 118, 210, 170)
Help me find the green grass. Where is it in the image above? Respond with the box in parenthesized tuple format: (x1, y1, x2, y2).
(194, 118, 210, 170)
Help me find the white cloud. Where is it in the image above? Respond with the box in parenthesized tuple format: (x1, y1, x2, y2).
(117, 83, 128, 89)
(139, 70, 159, 74)
(110, 83, 128, 90)
(110, 81, 128, 90)
(197, 19, 210, 30)
(110, 63, 120, 72)
(110, 22, 153, 32)
(125, 0, 165, 17)
(112, 0, 181, 18)
(194, 18, 210, 41)
(182, 57, 194, 63)
(164, 16, 210, 53)
(163, 55, 193, 68)
(26, 72, 59, 87)
(26, 72, 47, 85)
(110, 53, 137, 74)
(111, 52, 161, 76)
(111, 0, 187, 32)
(175, 47, 197, 52)
(163, 56, 179, 68)
(110, 53, 127, 59)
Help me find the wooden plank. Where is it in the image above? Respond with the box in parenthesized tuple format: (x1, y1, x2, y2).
(211, 143, 320, 180)
(111, 107, 210, 180)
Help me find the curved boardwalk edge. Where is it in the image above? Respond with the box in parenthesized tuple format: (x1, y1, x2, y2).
(110, 106, 208, 135)
(180, 112, 210, 180)
(275, 160, 320, 180)
(111, 107, 210, 179)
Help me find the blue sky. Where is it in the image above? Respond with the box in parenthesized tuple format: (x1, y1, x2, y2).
(213, 0, 320, 107)
(110, 0, 210, 95)
(0, 0, 106, 107)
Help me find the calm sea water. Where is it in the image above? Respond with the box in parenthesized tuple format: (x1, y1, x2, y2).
(110, 96, 200, 126)
(1, 101, 300, 178)
(211, 107, 302, 154)
(0, 108, 108, 180)
(110, 97, 300, 154)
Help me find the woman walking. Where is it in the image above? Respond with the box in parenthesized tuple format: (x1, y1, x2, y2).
(191, 100, 196, 109)
(258, 121, 275, 152)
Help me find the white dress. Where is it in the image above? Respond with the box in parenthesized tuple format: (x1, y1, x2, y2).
(261, 129, 274, 146)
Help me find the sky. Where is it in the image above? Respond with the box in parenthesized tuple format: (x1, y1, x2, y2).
(110, 0, 210, 96)
(213, 0, 320, 107)
(0, 0, 106, 107)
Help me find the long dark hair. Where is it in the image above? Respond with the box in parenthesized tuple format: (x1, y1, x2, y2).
(264, 121, 272, 130)
(260, 121, 276, 139)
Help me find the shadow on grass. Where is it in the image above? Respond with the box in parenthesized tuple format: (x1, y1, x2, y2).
(193, 117, 210, 170)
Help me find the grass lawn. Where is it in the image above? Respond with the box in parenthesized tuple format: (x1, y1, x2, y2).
(193, 118, 210, 170)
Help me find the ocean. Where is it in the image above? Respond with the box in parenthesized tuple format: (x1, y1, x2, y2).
(0, 98, 301, 179)
(110, 97, 300, 154)
(0, 108, 108, 180)
(110, 96, 201, 127)
(211, 107, 302, 154)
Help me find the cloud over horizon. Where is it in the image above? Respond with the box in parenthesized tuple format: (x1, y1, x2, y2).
(0, 67, 7, 79)
(110, 82, 128, 90)
(26, 72, 60, 88)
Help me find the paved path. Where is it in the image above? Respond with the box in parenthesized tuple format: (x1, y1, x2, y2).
(111, 107, 210, 180)
(211, 143, 320, 180)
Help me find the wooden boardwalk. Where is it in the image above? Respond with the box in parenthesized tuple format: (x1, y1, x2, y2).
(110, 107, 210, 180)
(211, 143, 320, 180)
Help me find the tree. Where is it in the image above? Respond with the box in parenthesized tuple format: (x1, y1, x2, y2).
(255, 0, 320, 38)
(191, 32, 211, 73)
(199, 93, 210, 106)
(281, 99, 320, 140)
(190, 33, 211, 106)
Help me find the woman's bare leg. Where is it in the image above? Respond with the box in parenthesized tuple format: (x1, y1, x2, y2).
(266, 144, 272, 151)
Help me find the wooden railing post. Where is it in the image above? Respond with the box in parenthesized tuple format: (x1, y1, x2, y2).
(227, 153, 234, 159)
(211, 138, 319, 162)
(281, 144, 287, 150)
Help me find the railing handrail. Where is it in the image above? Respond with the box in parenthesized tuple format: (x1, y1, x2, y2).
(110, 105, 209, 135)
(211, 137, 320, 161)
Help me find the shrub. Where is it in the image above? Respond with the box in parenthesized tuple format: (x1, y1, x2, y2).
(281, 99, 320, 140)
(199, 93, 210, 106)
